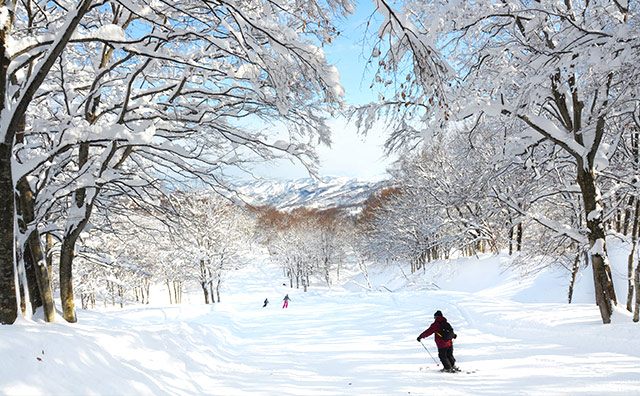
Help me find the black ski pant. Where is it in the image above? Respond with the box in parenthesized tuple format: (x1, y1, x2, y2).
(438, 346, 456, 369)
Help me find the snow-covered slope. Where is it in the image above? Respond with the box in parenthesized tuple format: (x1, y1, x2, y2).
(234, 176, 385, 211)
(1, 242, 639, 395)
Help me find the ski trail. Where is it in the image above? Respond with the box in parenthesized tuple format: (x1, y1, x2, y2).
(204, 262, 640, 396)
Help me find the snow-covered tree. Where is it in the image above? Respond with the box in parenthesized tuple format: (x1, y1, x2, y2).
(171, 191, 251, 304)
(254, 206, 347, 290)
(362, 0, 640, 324)
(0, 0, 355, 324)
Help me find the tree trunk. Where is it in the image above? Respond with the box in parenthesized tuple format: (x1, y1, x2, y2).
(16, 234, 40, 315)
(59, 214, 91, 322)
(59, 140, 96, 323)
(46, 233, 53, 284)
(200, 260, 210, 303)
(216, 278, 221, 303)
(508, 224, 514, 255)
(173, 282, 178, 304)
(622, 196, 634, 236)
(16, 250, 28, 316)
(0, 0, 17, 324)
(118, 285, 124, 308)
(324, 258, 331, 287)
(568, 252, 582, 304)
(16, 179, 55, 322)
(516, 223, 523, 251)
(144, 279, 150, 304)
(359, 258, 372, 289)
(59, 236, 78, 323)
(0, 143, 17, 324)
(209, 281, 215, 303)
(634, 258, 640, 322)
(173, 281, 181, 304)
(627, 199, 640, 311)
(201, 282, 210, 304)
(577, 166, 617, 324)
(11, 93, 56, 321)
(166, 280, 173, 304)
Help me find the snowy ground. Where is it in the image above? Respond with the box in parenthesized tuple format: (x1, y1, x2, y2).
(2, 244, 640, 395)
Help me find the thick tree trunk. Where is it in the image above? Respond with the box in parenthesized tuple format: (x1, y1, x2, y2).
(26, 238, 55, 321)
(59, 237, 78, 323)
(59, 200, 92, 322)
(577, 167, 617, 324)
(0, 143, 17, 324)
(0, 1, 17, 325)
(21, 243, 42, 313)
(59, 140, 95, 322)
(201, 282, 210, 304)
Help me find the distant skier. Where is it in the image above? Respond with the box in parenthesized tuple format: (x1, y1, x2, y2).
(263, 298, 269, 308)
(282, 294, 291, 309)
(417, 310, 459, 372)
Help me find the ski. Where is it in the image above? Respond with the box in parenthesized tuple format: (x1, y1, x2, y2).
(420, 367, 476, 374)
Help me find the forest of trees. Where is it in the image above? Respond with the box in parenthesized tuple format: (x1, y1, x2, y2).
(0, 0, 639, 326)
(0, 0, 351, 324)
(356, 0, 640, 324)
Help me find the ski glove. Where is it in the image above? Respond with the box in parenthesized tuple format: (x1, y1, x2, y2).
(453, 334, 457, 339)
(416, 336, 421, 342)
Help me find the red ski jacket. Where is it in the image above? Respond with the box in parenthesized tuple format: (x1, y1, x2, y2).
(418, 316, 453, 349)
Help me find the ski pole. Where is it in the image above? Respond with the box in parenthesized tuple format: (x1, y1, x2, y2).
(420, 340, 439, 366)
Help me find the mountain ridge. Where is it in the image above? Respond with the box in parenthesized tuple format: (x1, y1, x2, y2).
(235, 176, 387, 212)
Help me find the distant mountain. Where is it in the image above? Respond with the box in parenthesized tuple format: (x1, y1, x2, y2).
(235, 176, 387, 212)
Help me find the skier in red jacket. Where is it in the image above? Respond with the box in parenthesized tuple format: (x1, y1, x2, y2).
(417, 310, 459, 372)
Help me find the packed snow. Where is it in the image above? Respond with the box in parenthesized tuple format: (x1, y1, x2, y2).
(1, 242, 639, 395)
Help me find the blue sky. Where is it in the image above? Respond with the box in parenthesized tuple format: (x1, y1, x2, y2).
(323, 1, 380, 106)
(252, 2, 395, 181)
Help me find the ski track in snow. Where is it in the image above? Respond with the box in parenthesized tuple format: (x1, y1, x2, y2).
(1, 253, 640, 396)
